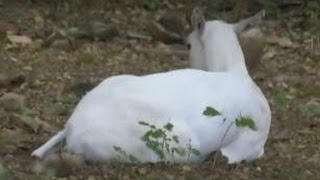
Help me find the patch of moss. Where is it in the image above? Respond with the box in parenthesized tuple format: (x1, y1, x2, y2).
(77, 52, 96, 66)
(299, 85, 320, 98)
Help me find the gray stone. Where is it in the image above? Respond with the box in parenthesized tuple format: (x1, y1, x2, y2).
(51, 39, 71, 50)
(0, 93, 25, 112)
(0, 73, 10, 88)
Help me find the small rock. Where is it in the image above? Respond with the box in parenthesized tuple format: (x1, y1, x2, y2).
(45, 152, 85, 168)
(263, 48, 277, 59)
(32, 161, 46, 174)
(60, 152, 85, 167)
(138, 168, 147, 175)
(307, 153, 320, 165)
(31, 39, 44, 49)
(256, 166, 261, 171)
(0, 73, 10, 88)
(277, 37, 295, 48)
(0, 93, 25, 112)
(7, 34, 32, 44)
(87, 176, 95, 180)
(69, 176, 78, 180)
(267, 36, 296, 48)
(56, 178, 69, 180)
(181, 165, 191, 172)
(238, 28, 266, 72)
(51, 39, 71, 50)
(42, 152, 86, 177)
(32, 161, 56, 177)
(81, 21, 119, 41)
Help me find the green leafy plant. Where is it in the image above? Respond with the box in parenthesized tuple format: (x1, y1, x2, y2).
(203, 106, 221, 117)
(262, 0, 281, 18)
(139, 121, 183, 160)
(273, 91, 293, 109)
(305, 1, 320, 27)
(202, 106, 256, 166)
(298, 102, 320, 116)
(304, 0, 320, 51)
(203, 106, 256, 131)
(122, 0, 161, 10)
(315, 133, 320, 143)
(77, 52, 96, 66)
(139, 0, 161, 10)
(204, 0, 236, 20)
(58, 0, 108, 10)
(113, 146, 140, 163)
(186, 139, 201, 160)
(139, 121, 200, 161)
(0, 161, 11, 180)
(235, 116, 257, 131)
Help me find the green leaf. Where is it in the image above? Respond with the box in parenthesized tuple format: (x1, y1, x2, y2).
(190, 148, 201, 156)
(273, 91, 292, 109)
(235, 116, 257, 131)
(128, 155, 140, 163)
(316, 133, 320, 142)
(150, 125, 156, 129)
(299, 103, 320, 115)
(142, 130, 153, 139)
(163, 123, 174, 131)
(203, 106, 221, 117)
(151, 129, 164, 139)
(138, 121, 150, 126)
(172, 147, 186, 157)
(113, 146, 140, 163)
(113, 146, 121, 152)
(0, 162, 9, 180)
(172, 135, 179, 144)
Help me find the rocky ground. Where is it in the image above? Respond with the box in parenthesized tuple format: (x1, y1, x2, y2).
(0, 1, 319, 180)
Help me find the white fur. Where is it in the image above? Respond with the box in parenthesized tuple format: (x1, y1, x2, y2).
(188, 10, 265, 72)
(188, 21, 249, 73)
(32, 13, 271, 164)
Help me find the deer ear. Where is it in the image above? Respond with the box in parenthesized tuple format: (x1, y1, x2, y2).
(233, 10, 265, 34)
(191, 8, 205, 34)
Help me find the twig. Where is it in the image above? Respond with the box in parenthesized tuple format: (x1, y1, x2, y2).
(213, 120, 234, 167)
(125, 31, 152, 41)
(134, 48, 188, 57)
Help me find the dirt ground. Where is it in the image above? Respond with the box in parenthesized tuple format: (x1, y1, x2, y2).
(0, 1, 319, 180)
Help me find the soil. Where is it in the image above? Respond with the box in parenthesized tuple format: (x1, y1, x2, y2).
(0, 1, 319, 180)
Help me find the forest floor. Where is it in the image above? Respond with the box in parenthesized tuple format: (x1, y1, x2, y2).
(0, 1, 319, 180)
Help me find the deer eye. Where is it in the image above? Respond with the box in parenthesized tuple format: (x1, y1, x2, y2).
(187, 43, 191, 50)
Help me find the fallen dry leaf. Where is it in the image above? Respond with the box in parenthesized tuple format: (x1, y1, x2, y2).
(267, 36, 296, 48)
(12, 114, 54, 133)
(7, 34, 32, 44)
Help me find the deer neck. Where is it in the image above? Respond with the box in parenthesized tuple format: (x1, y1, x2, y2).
(204, 31, 249, 76)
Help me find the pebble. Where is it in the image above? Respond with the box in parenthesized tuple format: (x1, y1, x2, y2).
(0, 93, 25, 112)
(0, 73, 10, 88)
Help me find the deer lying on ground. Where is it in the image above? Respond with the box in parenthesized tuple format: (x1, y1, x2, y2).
(32, 9, 271, 164)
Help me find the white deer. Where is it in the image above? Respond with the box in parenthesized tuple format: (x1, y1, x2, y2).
(32, 9, 271, 164)
(188, 10, 265, 72)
